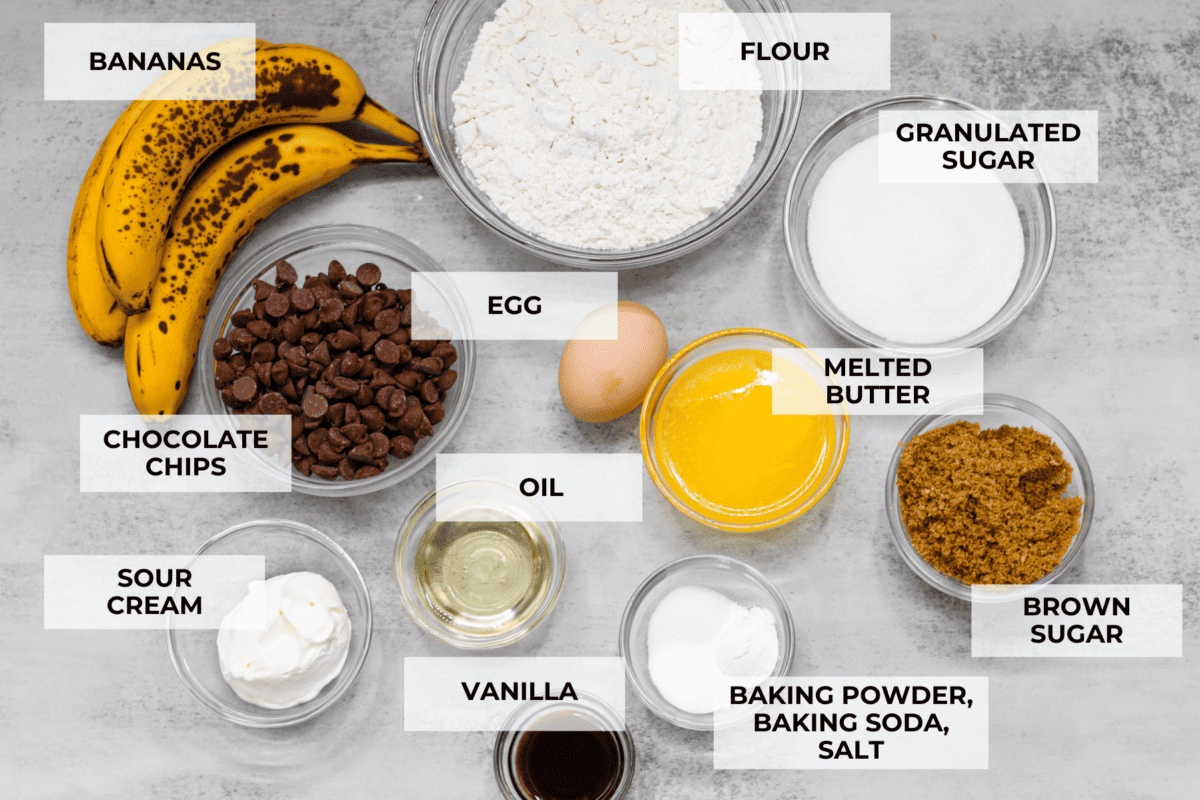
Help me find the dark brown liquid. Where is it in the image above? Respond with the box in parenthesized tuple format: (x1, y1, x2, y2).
(513, 729, 624, 800)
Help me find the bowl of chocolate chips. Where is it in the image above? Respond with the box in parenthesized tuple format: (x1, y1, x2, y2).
(198, 224, 476, 497)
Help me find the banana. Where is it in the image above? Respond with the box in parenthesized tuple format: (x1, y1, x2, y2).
(68, 38, 270, 344)
(124, 124, 424, 418)
(67, 111, 137, 346)
(99, 41, 424, 314)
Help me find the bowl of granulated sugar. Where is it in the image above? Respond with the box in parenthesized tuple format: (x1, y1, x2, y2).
(784, 94, 1056, 350)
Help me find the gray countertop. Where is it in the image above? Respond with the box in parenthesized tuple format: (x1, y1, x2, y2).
(2, 0, 1198, 797)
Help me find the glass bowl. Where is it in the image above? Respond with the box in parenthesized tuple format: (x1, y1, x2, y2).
(494, 692, 635, 800)
(166, 519, 373, 727)
(395, 479, 566, 649)
(618, 555, 795, 730)
(197, 223, 477, 497)
(413, 0, 802, 269)
(783, 94, 1057, 350)
(639, 328, 849, 532)
(885, 394, 1095, 602)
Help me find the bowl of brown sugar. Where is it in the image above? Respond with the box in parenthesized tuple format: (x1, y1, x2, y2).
(885, 394, 1094, 602)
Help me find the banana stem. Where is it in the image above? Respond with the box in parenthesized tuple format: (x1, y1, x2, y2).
(356, 96, 428, 157)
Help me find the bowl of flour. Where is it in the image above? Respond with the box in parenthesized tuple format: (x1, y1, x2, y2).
(414, 0, 802, 269)
(783, 94, 1057, 350)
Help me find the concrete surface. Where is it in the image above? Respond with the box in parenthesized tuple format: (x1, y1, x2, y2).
(1, 0, 1197, 797)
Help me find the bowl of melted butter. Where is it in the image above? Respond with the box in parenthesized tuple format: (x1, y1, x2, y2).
(395, 479, 565, 648)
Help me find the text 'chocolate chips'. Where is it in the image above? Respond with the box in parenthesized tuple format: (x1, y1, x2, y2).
(212, 259, 459, 482)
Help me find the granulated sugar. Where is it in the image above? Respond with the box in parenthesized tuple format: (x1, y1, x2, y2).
(807, 136, 1025, 344)
(452, 0, 762, 250)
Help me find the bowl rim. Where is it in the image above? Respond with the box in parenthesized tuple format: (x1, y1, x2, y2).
(617, 554, 796, 730)
(412, 0, 803, 269)
(393, 478, 567, 649)
(638, 327, 850, 532)
(782, 92, 1058, 352)
(884, 393, 1095, 602)
(195, 222, 477, 498)
(165, 518, 374, 727)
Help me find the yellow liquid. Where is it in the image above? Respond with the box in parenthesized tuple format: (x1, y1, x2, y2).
(652, 349, 837, 526)
(414, 517, 553, 637)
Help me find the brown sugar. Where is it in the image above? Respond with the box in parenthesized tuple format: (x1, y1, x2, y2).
(896, 421, 1083, 585)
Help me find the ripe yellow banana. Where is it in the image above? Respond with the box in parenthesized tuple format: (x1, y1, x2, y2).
(68, 38, 270, 344)
(67, 110, 137, 346)
(99, 41, 423, 314)
(125, 124, 424, 418)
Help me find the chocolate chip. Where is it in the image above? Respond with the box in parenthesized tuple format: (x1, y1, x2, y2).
(319, 297, 345, 324)
(328, 330, 360, 350)
(231, 375, 257, 403)
(354, 465, 382, 479)
(302, 392, 328, 419)
(436, 370, 458, 391)
(328, 260, 347, 283)
(274, 259, 298, 286)
(231, 309, 256, 327)
(356, 263, 382, 287)
(342, 423, 368, 444)
(311, 464, 339, 480)
(251, 342, 276, 364)
(339, 279, 363, 300)
(374, 339, 401, 365)
(420, 379, 439, 404)
(415, 357, 444, 376)
(260, 392, 288, 415)
(390, 435, 415, 458)
(214, 361, 236, 388)
(253, 279, 274, 301)
(374, 308, 400, 335)
(265, 292, 291, 318)
(338, 458, 357, 480)
(290, 287, 315, 312)
(213, 338, 233, 360)
(228, 327, 256, 352)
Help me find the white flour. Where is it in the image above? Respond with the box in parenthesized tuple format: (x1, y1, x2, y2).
(452, 0, 763, 249)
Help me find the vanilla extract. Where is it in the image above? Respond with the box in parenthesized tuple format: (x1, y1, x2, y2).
(513, 725, 624, 800)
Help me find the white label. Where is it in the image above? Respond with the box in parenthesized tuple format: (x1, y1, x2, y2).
(714, 677, 988, 769)
(971, 585, 1183, 657)
(44, 555, 264, 630)
(44, 23, 256, 101)
(436, 454, 642, 522)
(679, 13, 891, 91)
(411, 272, 617, 341)
(404, 657, 625, 731)
(878, 110, 1099, 183)
(79, 415, 292, 492)
(772, 349, 983, 416)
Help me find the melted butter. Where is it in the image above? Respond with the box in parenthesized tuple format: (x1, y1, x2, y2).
(653, 349, 836, 525)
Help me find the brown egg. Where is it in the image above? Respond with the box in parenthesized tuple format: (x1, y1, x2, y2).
(559, 301, 669, 423)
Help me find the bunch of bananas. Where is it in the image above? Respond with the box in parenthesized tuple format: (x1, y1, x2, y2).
(68, 40, 427, 418)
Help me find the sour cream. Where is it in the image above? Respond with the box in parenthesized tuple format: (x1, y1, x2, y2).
(216, 571, 351, 709)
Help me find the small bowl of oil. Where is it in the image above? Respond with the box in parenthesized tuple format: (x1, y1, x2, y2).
(395, 479, 566, 648)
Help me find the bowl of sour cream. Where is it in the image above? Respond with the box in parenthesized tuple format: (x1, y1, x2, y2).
(167, 519, 373, 727)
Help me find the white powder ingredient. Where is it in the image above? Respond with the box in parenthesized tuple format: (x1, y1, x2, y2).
(807, 136, 1025, 344)
(452, 0, 763, 250)
(647, 585, 779, 716)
